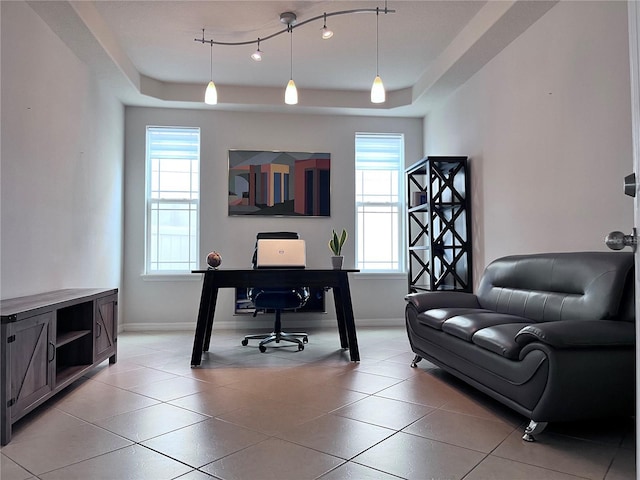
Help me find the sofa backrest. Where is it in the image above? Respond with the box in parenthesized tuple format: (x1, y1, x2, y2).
(476, 252, 635, 322)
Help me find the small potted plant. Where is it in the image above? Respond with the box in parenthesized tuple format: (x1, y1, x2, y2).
(328, 229, 347, 269)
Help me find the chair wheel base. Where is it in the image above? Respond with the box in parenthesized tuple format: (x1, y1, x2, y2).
(243, 330, 308, 353)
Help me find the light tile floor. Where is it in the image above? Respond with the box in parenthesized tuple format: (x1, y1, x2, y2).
(0, 326, 635, 480)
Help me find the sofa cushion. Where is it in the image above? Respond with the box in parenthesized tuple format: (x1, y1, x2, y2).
(472, 323, 532, 359)
(417, 308, 492, 331)
(442, 313, 531, 341)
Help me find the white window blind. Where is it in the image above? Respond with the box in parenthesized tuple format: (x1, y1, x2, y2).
(355, 133, 405, 272)
(145, 126, 200, 273)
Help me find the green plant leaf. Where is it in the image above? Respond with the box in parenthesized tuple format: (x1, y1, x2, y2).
(328, 229, 347, 256)
(338, 229, 347, 248)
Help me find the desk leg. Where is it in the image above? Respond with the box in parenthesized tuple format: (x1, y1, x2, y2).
(202, 284, 219, 352)
(332, 288, 349, 349)
(191, 274, 218, 367)
(337, 272, 360, 362)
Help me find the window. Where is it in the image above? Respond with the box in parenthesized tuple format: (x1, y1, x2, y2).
(355, 133, 405, 272)
(145, 126, 200, 273)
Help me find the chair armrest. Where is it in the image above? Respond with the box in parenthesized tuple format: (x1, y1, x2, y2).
(515, 321, 636, 349)
(404, 291, 481, 313)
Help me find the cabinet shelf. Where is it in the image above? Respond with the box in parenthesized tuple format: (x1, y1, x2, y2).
(406, 156, 472, 293)
(408, 245, 431, 251)
(408, 204, 429, 213)
(56, 365, 92, 387)
(409, 202, 461, 213)
(56, 330, 91, 347)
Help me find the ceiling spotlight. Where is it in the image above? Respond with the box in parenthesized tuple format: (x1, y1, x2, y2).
(321, 13, 333, 40)
(251, 38, 262, 61)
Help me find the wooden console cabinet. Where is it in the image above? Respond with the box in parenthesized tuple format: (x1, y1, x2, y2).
(1, 288, 118, 445)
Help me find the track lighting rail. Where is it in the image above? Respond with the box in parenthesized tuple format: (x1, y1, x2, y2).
(194, 7, 395, 47)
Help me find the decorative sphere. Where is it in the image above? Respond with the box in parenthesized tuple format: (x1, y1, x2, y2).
(206, 251, 222, 269)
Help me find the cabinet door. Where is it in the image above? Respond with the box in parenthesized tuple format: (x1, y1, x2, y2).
(8, 312, 54, 420)
(94, 294, 117, 363)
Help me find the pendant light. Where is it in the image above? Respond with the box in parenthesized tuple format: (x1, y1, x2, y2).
(371, 7, 385, 104)
(204, 38, 218, 105)
(285, 25, 298, 105)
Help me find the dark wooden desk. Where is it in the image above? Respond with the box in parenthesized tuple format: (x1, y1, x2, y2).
(190, 269, 360, 366)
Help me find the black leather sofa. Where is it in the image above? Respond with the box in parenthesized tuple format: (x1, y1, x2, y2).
(405, 251, 635, 441)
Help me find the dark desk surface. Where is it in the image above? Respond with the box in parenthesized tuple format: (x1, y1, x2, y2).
(190, 268, 360, 365)
(191, 268, 359, 286)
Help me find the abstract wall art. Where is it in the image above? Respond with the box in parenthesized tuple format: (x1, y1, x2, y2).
(228, 150, 331, 216)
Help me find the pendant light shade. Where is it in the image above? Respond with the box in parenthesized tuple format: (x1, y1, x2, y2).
(371, 7, 386, 104)
(205, 80, 218, 104)
(285, 79, 298, 104)
(371, 75, 385, 103)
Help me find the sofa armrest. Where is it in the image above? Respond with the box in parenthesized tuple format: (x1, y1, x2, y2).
(515, 321, 635, 349)
(404, 291, 481, 313)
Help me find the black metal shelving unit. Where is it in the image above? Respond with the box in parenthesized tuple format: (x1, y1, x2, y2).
(406, 156, 472, 293)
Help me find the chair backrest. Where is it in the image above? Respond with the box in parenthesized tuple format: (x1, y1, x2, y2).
(249, 232, 309, 309)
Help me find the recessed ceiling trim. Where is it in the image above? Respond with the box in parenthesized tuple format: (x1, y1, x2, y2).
(28, 0, 560, 116)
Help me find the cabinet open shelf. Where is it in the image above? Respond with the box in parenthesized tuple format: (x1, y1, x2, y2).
(56, 330, 91, 347)
(56, 364, 92, 386)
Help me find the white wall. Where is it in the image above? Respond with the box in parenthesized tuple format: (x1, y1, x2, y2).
(123, 108, 422, 330)
(1, 2, 124, 298)
(424, 0, 633, 287)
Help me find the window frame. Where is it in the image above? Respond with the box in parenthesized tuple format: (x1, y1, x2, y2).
(355, 132, 405, 273)
(144, 126, 201, 275)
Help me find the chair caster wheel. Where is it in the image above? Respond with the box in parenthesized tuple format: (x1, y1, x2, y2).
(241, 339, 248, 346)
(259, 345, 267, 353)
(303, 336, 308, 343)
(298, 344, 304, 351)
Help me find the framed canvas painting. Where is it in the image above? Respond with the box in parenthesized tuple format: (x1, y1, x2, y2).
(228, 150, 331, 216)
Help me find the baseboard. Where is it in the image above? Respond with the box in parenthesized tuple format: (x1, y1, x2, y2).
(121, 317, 405, 332)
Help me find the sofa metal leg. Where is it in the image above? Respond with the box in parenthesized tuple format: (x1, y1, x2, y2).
(522, 420, 548, 442)
(411, 355, 422, 368)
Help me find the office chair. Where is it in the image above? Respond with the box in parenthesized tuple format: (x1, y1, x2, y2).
(241, 232, 310, 352)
